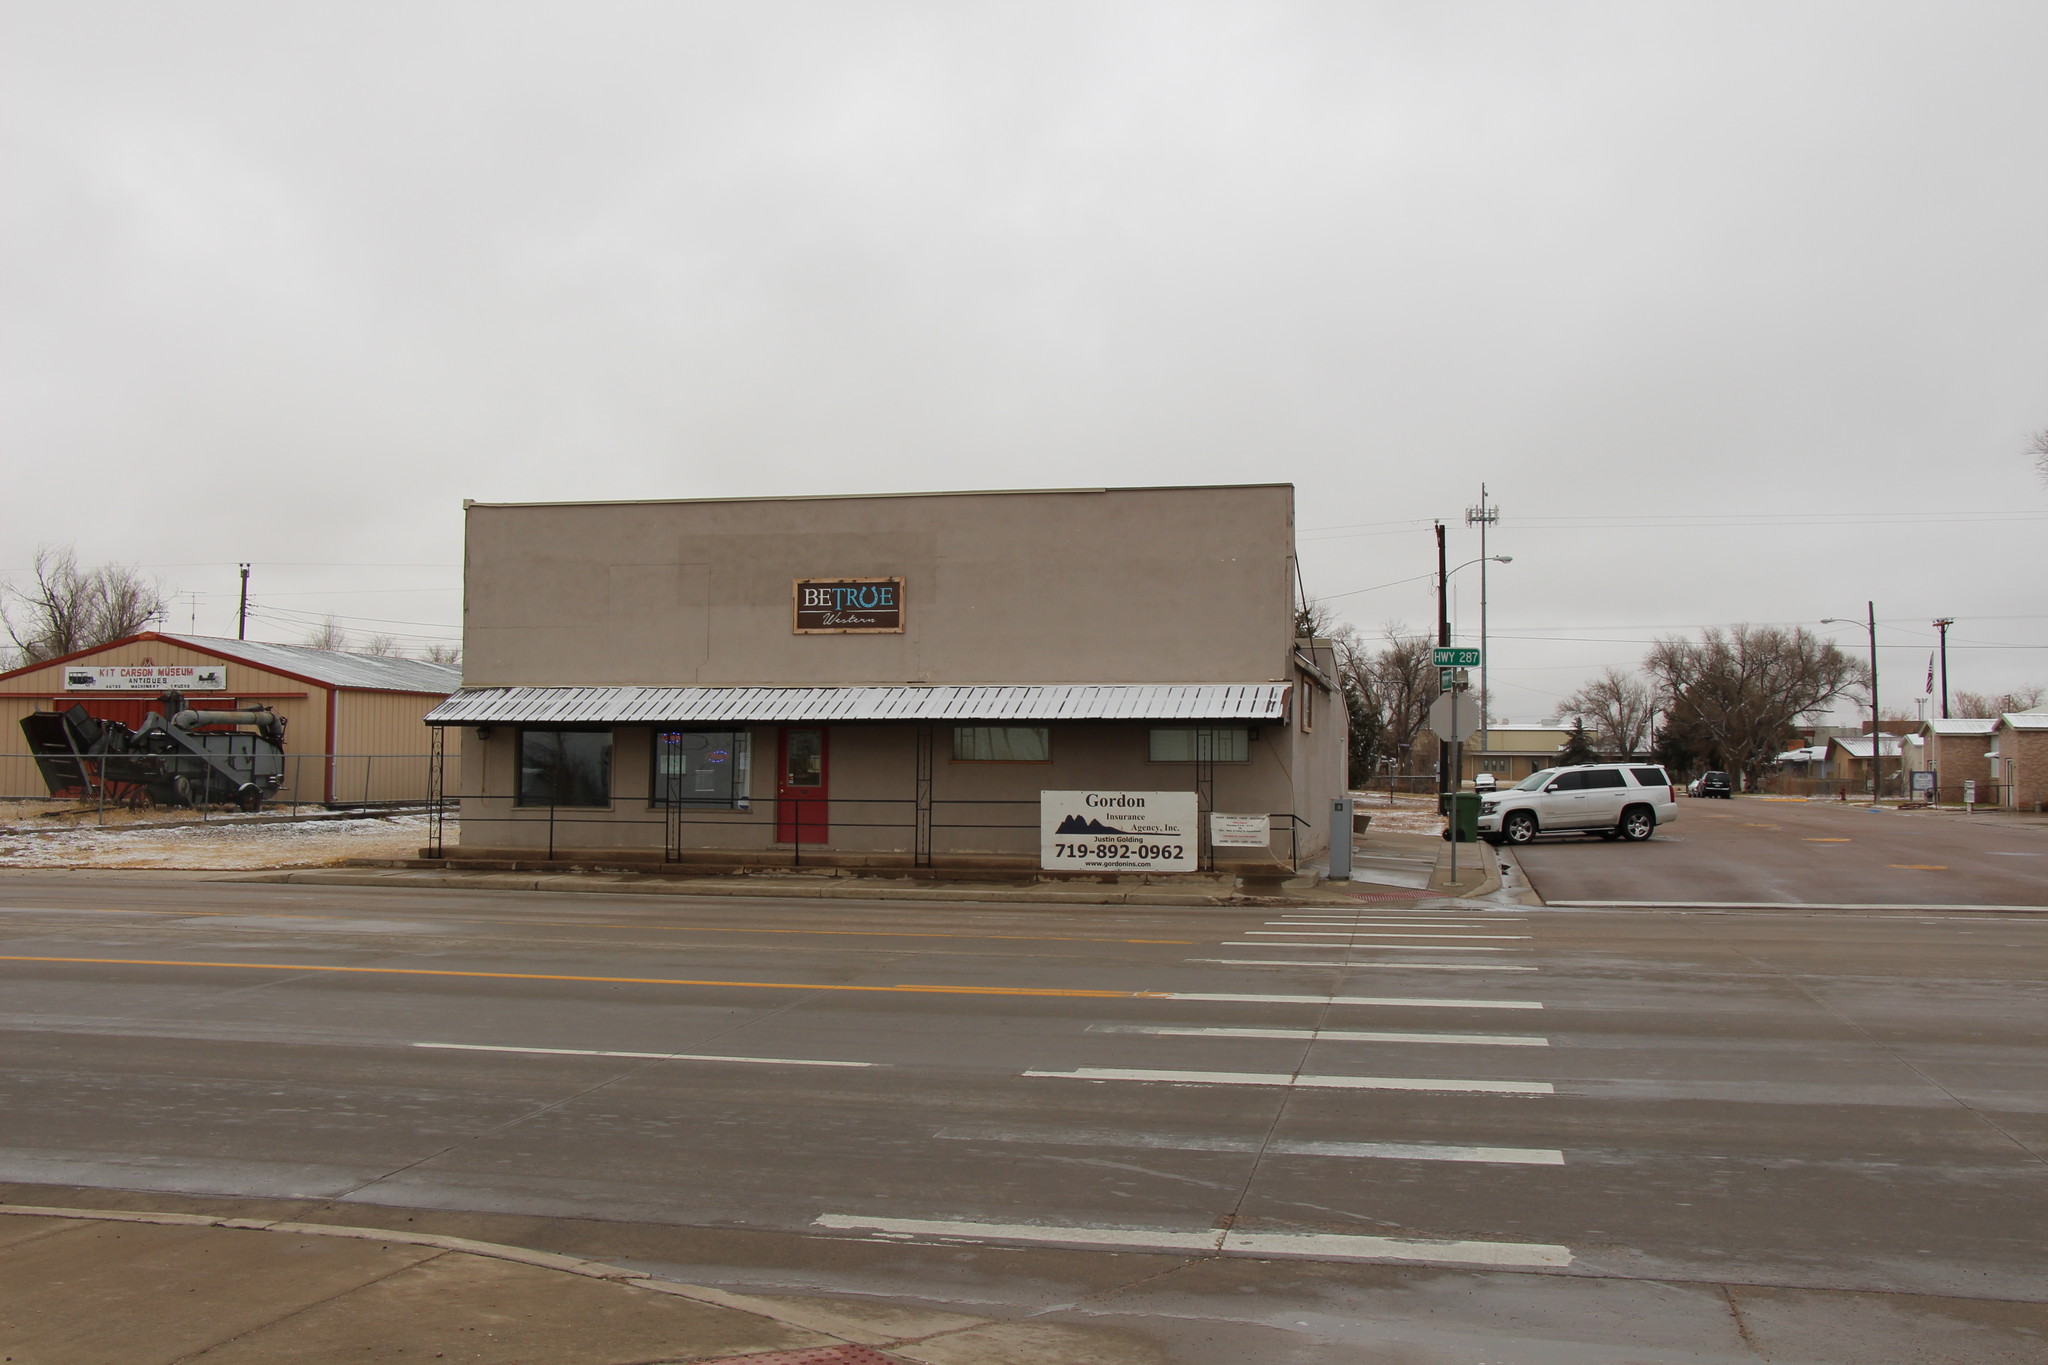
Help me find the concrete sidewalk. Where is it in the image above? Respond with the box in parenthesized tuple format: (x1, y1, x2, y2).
(0, 1203, 1148, 1364)
(214, 865, 1367, 907)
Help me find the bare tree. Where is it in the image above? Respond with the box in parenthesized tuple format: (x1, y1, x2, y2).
(1646, 625, 1866, 785)
(1341, 623, 1439, 776)
(2030, 428, 2048, 486)
(301, 617, 351, 651)
(1553, 667, 1658, 759)
(1954, 685, 2047, 717)
(357, 633, 403, 657)
(419, 643, 462, 665)
(2, 546, 168, 662)
(1294, 596, 1342, 639)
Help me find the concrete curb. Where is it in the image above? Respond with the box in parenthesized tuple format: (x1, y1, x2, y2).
(212, 866, 1373, 908)
(0, 1202, 990, 1355)
(1427, 840, 1502, 898)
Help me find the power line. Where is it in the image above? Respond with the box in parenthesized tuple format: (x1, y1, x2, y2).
(250, 603, 461, 631)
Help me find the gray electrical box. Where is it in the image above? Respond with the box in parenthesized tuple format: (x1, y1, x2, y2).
(1329, 797, 1354, 879)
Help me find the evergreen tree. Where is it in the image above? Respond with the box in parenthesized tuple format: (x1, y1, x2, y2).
(1560, 717, 1599, 766)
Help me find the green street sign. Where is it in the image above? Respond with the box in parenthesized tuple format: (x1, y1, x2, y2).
(1433, 647, 1482, 667)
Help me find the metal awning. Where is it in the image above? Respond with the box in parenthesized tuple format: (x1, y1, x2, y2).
(425, 682, 1289, 727)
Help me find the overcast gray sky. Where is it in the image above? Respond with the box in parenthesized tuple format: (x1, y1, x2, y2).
(4, 2, 2044, 718)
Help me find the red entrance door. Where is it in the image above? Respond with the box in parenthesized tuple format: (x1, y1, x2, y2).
(776, 728, 829, 843)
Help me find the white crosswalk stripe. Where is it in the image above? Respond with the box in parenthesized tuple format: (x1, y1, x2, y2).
(1159, 992, 1540, 1009)
(1246, 931, 1531, 939)
(812, 1214, 1572, 1267)
(1189, 959, 1537, 970)
(1026, 1067, 1554, 1095)
(1223, 942, 1520, 951)
(1097, 1024, 1548, 1046)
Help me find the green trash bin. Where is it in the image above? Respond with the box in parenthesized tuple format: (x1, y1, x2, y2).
(1439, 790, 1482, 842)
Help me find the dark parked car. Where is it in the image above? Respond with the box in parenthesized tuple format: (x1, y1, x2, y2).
(1688, 771, 1733, 799)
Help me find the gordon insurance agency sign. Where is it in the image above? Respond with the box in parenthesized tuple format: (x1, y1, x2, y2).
(1041, 790, 1198, 872)
(62, 665, 226, 692)
(793, 577, 904, 633)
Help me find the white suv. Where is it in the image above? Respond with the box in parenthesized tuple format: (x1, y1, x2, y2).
(1475, 763, 1678, 845)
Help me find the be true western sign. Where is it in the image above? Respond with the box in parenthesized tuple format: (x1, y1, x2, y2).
(793, 577, 904, 634)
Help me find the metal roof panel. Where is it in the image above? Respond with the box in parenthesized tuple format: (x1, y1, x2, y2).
(425, 682, 1290, 726)
(158, 634, 460, 694)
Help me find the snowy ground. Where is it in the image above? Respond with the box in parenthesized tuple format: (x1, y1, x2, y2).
(1349, 792, 1448, 835)
(0, 811, 436, 870)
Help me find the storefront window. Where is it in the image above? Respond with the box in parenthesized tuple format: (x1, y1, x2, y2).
(517, 729, 612, 807)
(1148, 728, 1251, 762)
(652, 730, 751, 807)
(952, 726, 1050, 762)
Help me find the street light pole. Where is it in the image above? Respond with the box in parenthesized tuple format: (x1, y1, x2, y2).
(1438, 551, 1513, 798)
(1867, 600, 1881, 802)
(1823, 605, 1883, 804)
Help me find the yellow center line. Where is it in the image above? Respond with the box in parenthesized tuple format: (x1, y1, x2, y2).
(0, 954, 1157, 999)
(61, 907, 1190, 947)
(1887, 865, 1949, 871)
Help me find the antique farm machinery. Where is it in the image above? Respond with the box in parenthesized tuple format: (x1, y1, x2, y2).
(20, 691, 288, 811)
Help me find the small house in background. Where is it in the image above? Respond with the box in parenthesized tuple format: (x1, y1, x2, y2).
(1990, 712, 2048, 810)
(1825, 733, 1904, 793)
(0, 633, 459, 805)
(1459, 724, 1575, 785)
(1773, 744, 1829, 778)
(1914, 718, 1997, 801)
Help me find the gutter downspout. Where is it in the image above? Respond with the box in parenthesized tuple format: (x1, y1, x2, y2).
(323, 686, 337, 805)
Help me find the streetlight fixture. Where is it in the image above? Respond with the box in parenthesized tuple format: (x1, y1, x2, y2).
(1822, 602, 1883, 806)
(1438, 554, 1513, 793)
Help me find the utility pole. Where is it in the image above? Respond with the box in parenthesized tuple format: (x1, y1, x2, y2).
(1867, 600, 1881, 803)
(1932, 618, 1953, 719)
(1436, 522, 1450, 795)
(237, 564, 251, 641)
(1464, 485, 1499, 753)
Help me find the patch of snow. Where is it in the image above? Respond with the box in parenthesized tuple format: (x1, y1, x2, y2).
(0, 814, 439, 870)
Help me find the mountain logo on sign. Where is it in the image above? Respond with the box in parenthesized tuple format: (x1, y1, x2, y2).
(1056, 814, 1129, 835)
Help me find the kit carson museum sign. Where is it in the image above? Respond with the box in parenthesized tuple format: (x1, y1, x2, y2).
(62, 664, 226, 692)
(793, 577, 904, 634)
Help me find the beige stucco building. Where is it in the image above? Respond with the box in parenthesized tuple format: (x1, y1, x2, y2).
(429, 484, 1346, 872)
(1460, 725, 1574, 784)
(1, 633, 458, 805)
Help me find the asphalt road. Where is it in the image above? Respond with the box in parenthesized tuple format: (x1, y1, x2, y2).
(1, 874, 2044, 1362)
(1513, 798, 2048, 907)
